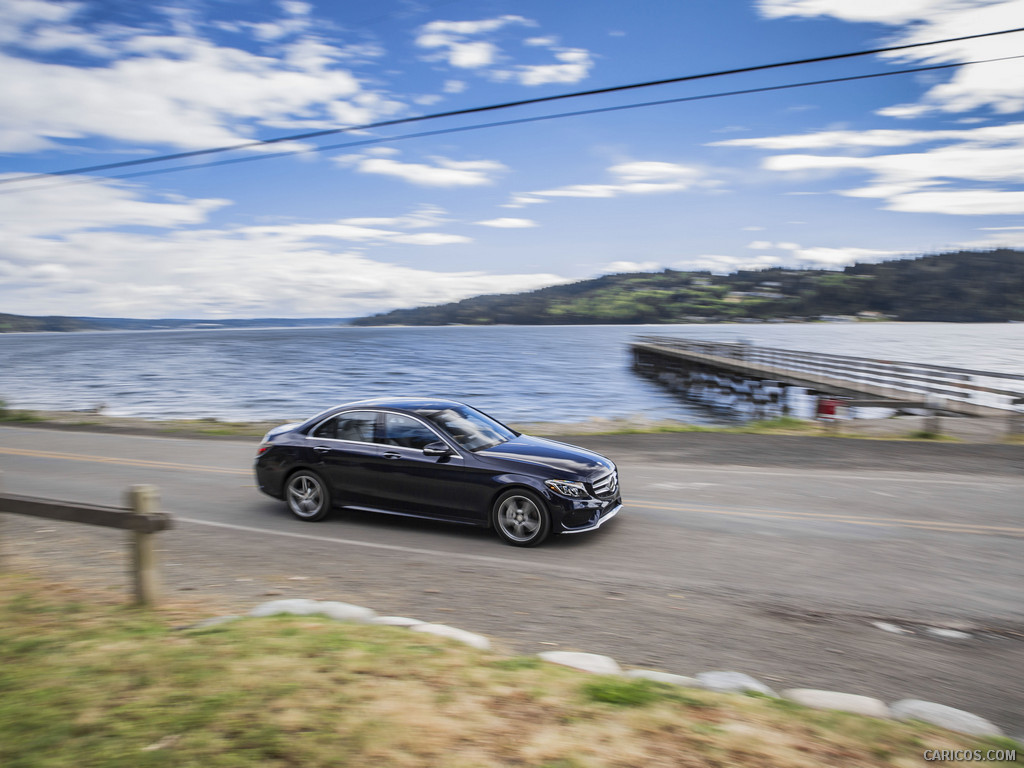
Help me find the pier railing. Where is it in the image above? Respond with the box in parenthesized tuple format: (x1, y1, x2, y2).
(634, 336, 1024, 415)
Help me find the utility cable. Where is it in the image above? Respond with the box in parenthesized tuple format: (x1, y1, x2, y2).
(2, 24, 1023, 186)
(6, 53, 1019, 192)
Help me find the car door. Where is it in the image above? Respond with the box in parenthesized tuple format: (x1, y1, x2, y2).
(370, 412, 485, 521)
(305, 410, 383, 507)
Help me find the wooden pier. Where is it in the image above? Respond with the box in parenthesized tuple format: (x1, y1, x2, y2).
(631, 335, 1024, 418)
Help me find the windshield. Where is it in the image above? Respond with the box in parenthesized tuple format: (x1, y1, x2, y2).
(421, 405, 516, 452)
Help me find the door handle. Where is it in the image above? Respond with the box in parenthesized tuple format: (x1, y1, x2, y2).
(382, 452, 402, 460)
(313, 446, 331, 454)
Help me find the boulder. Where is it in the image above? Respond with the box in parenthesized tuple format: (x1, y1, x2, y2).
(249, 599, 322, 617)
(371, 616, 423, 627)
(317, 601, 376, 622)
(538, 651, 622, 675)
(410, 623, 491, 650)
(625, 669, 700, 687)
(783, 689, 890, 718)
(696, 671, 777, 697)
(890, 699, 1003, 737)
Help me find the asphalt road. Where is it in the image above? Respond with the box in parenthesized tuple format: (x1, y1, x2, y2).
(2, 425, 1022, 734)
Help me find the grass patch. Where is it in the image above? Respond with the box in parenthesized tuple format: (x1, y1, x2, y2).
(2, 574, 1019, 768)
(901, 430, 961, 441)
(581, 677, 665, 707)
(0, 398, 45, 423)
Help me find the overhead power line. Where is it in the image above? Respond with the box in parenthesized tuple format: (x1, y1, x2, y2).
(5, 53, 1018, 193)
(2, 24, 1023, 187)
(90, 54, 1020, 185)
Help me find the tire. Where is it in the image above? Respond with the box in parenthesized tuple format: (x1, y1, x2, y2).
(285, 470, 331, 522)
(493, 488, 551, 547)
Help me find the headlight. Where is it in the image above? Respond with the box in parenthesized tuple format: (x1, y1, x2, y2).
(545, 479, 591, 499)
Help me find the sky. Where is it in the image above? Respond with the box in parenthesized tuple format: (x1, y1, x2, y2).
(2, 0, 1024, 319)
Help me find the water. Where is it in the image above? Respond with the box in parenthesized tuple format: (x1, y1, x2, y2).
(0, 323, 1021, 425)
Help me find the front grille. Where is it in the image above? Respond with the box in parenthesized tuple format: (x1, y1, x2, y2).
(591, 470, 618, 499)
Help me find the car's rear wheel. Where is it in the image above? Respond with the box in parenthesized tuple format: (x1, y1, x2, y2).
(493, 489, 551, 547)
(285, 470, 331, 522)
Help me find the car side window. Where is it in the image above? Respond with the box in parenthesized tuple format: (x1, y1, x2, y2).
(312, 411, 378, 443)
(382, 413, 441, 450)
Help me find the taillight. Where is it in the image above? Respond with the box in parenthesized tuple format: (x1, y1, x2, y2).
(256, 443, 272, 456)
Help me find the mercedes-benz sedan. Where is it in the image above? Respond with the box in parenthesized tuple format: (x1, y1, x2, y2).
(254, 397, 621, 546)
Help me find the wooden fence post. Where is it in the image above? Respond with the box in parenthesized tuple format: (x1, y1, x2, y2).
(126, 485, 161, 607)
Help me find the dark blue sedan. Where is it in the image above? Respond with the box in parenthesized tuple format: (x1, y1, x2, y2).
(255, 397, 621, 546)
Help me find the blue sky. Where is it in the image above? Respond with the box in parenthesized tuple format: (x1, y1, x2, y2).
(2, 0, 1024, 319)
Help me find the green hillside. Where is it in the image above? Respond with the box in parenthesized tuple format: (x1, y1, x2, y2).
(352, 249, 1024, 326)
(0, 313, 94, 333)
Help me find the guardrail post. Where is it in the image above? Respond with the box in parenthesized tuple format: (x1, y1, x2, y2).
(1010, 399, 1024, 437)
(126, 485, 161, 607)
(924, 395, 944, 436)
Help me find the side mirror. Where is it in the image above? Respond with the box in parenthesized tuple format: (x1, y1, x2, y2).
(422, 441, 453, 457)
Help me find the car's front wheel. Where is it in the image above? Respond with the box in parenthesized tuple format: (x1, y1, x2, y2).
(493, 489, 551, 547)
(285, 470, 331, 522)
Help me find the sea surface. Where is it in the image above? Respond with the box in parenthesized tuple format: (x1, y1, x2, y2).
(1, 323, 1022, 425)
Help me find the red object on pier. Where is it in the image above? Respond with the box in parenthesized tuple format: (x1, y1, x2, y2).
(816, 398, 839, 419)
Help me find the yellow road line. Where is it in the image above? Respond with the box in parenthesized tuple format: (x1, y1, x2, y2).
(628, 500, 1024, 537)
(4, 445, 1021, 537)
(0, 446, 250, 475)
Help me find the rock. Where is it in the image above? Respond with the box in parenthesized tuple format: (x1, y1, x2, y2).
(872, 621, 911, 634)
(372, 616, 423, 627)
(316, 601, 376, 622)
(249, 599, 321, 617)
(538, 651, 622, 675)
(925, 627, 972, 640)
(783, 689, 890, 718)
(696, 671, 777, 697)
(625, 669, 700, 687)
(890, 699, 1003, 737)
(186, 615, 240, 629)
(410, 623, 491, 650)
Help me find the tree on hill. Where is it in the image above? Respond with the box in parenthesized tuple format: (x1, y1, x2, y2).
(350, 250, 1024, 326)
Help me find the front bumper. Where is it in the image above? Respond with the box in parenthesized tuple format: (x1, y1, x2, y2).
(558, 498, 622, 534)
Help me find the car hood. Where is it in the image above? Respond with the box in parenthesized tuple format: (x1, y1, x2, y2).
(263, 422, 303, 442)
(477, 435, 614, 478)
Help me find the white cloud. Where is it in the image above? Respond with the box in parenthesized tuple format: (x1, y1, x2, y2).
(757, 0, 1024, 116)
(342, 205, 451, 230)
(0, 179, 564, 317)
(416, 15, 531, 68)
(791, 246, 903, 265)
(509, 48, 594, 86)
(0, 175, 230, 238)
(509, 161, 713, 205)
(335, 152, 507, 187)
(474, 217, 538, 228)
(604, 261, 662, 273)
(0, 0, 402, 153)
(415, 14, 593, 85)
(674, 254, 786, 273)
(757, 0, 958, 24)
(716, 121, 1024, 215)
(673, 241, 903, 273)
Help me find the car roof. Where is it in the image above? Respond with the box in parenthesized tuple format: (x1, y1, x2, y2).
(330, 396, 468, 413)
